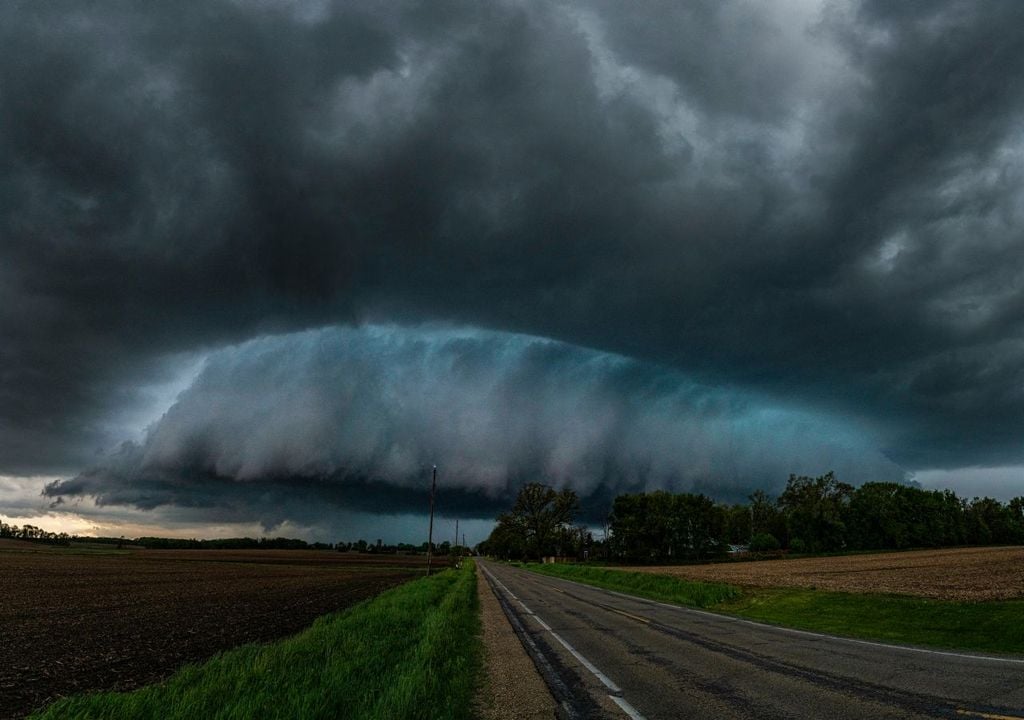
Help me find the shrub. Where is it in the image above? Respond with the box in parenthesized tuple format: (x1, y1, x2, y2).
(750, 533, 780, 552)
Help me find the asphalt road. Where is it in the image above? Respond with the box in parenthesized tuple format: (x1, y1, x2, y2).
(479, 560, 1024, 720)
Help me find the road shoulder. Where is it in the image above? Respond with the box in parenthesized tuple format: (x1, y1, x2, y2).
(474, 563, 558, 720)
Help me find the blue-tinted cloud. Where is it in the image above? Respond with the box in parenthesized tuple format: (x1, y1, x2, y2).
(1, 1, 1023, 516)
(44, 325, 906, 524)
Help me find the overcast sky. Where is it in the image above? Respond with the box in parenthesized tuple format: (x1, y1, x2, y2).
(2, 0, 1022, 543)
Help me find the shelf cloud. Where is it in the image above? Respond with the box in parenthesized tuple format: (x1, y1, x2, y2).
(3, 1, 1024, 533)
(43, 326, 905, 525)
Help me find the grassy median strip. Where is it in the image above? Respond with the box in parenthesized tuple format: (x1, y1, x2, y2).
(32, 561, 481, 720)
(526, 563, 1024, 655)
(527, 562, 740, 607)
(717, 588, 1024, 655)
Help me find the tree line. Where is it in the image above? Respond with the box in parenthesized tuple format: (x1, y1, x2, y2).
(0, 521, 71, 546)
(136, 536, 325, 550)
(0, 524, 468, 555)
(612, 472, 1024, 562)
(481, 473, 1024, 562)
(478, 483, 592, 560)
(139, 537, 466, 553)
(336, 539, 465, 555)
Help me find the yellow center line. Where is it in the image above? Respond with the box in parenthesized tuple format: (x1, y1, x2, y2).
(535, 580, 566, 594)
(605, 606, 651, 625)
(957, 709, 1024, 720)
(537, 580, 651, 624)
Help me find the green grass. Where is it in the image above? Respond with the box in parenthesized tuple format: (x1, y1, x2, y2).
(31, 561, 481, 720)
(526, 562, 740, 607)
(525, 563, 1024, 656)
(717, 588, 1024, 655)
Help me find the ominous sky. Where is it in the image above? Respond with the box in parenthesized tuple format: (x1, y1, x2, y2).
(2, 0, 1023, 543)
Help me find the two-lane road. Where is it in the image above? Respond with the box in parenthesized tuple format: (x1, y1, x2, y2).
(480, 560, 1024, 720)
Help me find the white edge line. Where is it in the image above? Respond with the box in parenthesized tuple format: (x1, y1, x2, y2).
(546, 629, 621, 693)
(523, 570, 1024, 666)
(483, 564, 648, 720)
(601, 587, 1024, 665)
(610, 695, 647, 720)
(519, 601, 552, 631)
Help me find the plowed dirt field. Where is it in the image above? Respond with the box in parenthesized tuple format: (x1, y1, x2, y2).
(0, 543, 437, 719)
(628, 546, 1024, 601)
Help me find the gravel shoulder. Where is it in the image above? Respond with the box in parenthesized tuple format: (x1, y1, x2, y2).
(474, 564, 557, 720)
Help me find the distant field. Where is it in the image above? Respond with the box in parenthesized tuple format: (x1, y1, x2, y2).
(626, 546, 1024, 600)
(0, 542, 443, 720)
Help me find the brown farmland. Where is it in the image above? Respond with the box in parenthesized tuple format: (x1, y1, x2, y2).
(628, 546, 1024, 601)
(0, 542, 441, 719)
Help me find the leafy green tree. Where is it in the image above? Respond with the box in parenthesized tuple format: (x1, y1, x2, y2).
(478, 519, 528, 560)
(844, 483, 974, 549)
(607, 493, 649, 560)
(482, 483, 579, 560)
(723, 504, 751, 545)
(965, 497, 1022, 545)
(674, 493, 727, 560)
(609, 492, 676, 561)
(1010, 497, 1024, 541)
(749, 532, 780, 552)
(847, 482, 912, 549)
(609, 491, 727, 562)
(778, 471, 852, 552)
(749, 489, 787, 546)
(510, 483, 579, 559)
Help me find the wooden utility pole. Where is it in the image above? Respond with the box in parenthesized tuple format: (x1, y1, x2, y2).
(426, 465, 437, 576)
(454, 518, 459, 557)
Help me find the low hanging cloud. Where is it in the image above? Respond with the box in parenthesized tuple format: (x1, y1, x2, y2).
(44, 326, 906, 524)
(3, 0, 1024, 526)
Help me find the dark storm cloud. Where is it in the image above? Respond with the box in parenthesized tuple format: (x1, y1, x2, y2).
(2, 0, 1024, 496)
(43, 326, 904, 524)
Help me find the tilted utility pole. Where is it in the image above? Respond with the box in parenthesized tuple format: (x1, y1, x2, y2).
(426, 465, 437, 576)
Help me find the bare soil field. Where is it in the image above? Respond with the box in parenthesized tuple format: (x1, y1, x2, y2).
(628, 546, 1024, 601)
(0, 542, 441, 719)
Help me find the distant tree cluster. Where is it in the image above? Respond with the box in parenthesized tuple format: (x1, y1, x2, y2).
(134, 536, 466, 555)
(478, 482, 591, 560)
(136, 536, 316, 550)
(608, 472, 1024, 562)
(609, 491, 729, 561)
(335, 539, 462, 555)
(1, 527, 473, 555)
(480, 474, 1024, 564)
(2, 516, 489, 557)
(0, 521, 70, 546)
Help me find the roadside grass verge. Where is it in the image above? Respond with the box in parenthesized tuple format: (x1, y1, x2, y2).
(717, 588, 1024, 655)
(31, 561, 481, 720)
(526, 563, 740, 607)
(524, 563, 1024, 655)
